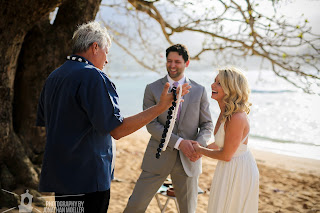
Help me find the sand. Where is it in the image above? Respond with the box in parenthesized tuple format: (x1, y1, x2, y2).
(1, 129, 319, 213)
(109, 130, 320, 213)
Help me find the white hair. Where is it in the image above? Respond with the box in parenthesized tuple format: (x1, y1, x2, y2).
(72, 21, 111, 54)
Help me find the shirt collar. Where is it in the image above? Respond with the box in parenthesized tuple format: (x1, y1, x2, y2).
(167, 74, 186, 88)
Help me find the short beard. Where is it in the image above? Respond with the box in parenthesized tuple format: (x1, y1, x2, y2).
(168, 70, 182, 79)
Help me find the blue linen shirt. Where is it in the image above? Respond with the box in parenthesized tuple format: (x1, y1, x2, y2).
(36, 55, 123, 194)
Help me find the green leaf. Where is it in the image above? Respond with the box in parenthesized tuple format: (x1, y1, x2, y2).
(282, 53, 287, 59)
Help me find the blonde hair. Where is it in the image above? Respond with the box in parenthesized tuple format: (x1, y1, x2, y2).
(218, 67, 251, 122)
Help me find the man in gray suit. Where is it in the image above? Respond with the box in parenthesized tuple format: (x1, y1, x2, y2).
(124, 44, 213, 213)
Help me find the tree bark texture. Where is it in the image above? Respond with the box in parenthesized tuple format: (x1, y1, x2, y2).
(0, 0, 102, 207)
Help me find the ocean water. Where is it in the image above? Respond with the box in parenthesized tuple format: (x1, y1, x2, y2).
(109, 69, 320, 160)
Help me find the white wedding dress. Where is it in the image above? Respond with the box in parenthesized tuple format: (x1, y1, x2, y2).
(207, 121, 259, 213)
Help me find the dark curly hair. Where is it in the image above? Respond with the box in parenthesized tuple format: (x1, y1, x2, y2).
(165, 44, 189, 62)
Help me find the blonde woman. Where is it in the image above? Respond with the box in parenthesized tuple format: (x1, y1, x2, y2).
(192, 67, 259, 213)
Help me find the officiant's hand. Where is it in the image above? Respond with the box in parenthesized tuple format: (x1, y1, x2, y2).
(176, 83, 191, 98)
(158, 83, 191, 110)
(179, 140, 202, 162)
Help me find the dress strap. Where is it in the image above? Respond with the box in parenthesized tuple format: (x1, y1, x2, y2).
(241, 132, 249, 144)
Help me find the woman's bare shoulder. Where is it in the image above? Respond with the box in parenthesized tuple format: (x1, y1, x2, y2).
(225, 112, 248, 130)
(230, 111, 247, 122)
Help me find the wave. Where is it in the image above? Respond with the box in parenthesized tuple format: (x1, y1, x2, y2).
(249, 134, 320, 147)
(251, 89, 296, 94)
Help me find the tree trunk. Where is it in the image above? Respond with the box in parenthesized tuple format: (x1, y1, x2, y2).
(0, 0, 102, 207)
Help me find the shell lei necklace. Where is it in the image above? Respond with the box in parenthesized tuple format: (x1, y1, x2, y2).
(156, 84, 183, 159)
(66, 55, 89, 64)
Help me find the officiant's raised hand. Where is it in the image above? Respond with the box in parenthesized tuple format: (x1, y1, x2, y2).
(179, 140, 202, 162)
(158, 82, 191, 110)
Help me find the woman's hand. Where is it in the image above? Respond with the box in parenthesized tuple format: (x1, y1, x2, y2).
(207, 142, 220, 150)
(191, 141, 202, 153)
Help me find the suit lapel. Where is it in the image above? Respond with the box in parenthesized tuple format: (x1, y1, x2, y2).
(177, 77, 191, 127)
(160, 76, 168, 86)
(160, 76, 169, 101)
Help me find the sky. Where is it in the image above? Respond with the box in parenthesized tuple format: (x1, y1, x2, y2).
(277, 0, 320, 33)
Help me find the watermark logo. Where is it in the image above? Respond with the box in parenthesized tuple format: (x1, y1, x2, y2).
(44, 200, 84, 213)
(18, 189, 33, 213)
(1, 189, 84, 213)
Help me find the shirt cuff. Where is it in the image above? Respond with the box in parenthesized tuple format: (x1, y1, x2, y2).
(174, 137, 184, 150)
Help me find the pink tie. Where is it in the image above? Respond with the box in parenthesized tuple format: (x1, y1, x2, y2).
(173, 82, 182, 121)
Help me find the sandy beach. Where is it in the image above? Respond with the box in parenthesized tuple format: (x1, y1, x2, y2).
(1, 130, 319, 213)
(109, 130, 320, 213)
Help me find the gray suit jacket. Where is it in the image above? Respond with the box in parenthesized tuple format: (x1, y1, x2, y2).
(141, 76, 213, 177)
